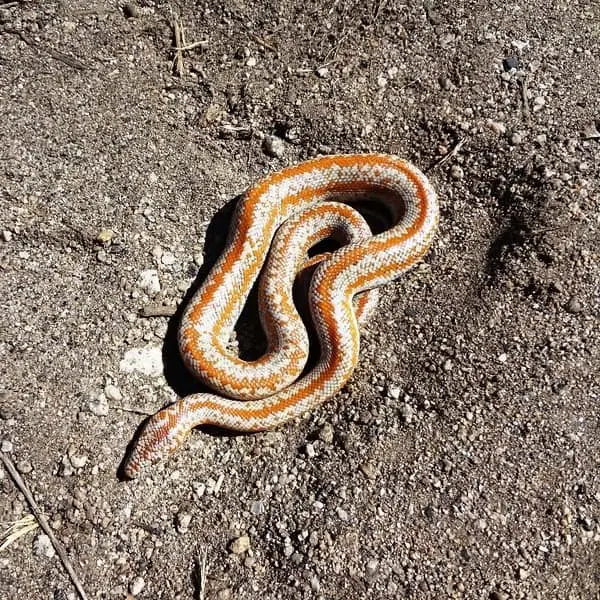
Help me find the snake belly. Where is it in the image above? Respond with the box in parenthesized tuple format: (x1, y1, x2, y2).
(124, 154, 438, 478)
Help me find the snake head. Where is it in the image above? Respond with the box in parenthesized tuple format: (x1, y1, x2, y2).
(123, 402, 191, 479)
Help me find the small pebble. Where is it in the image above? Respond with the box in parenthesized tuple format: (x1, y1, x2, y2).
(1, 440, 13, 453)
(360, 462, 376, 479)
(486, 119, 507, 135)
(88, 394, 109, 417)
(316, 66, 329, 78)
(137, 269, 161, 296)
(104, 384, 122, 402)
(16, 460, 33, 474)
(366, 558, 379, 577)
(509, 131, 523, 145)
(69, 454, 88, 469)
(532, 96, 545, 112)
(96, 229, 114, 244)
(262, 135, 285, 158)
(129, 576, 145, 596)
(439, 76, 453, 90)
(502, 56, 519, 71)
(192, 481, 206, 499)
(176, 512, 192, 534)
(399, 403, 414, 424)
(387, 385, 401, 400)
(336, 507, 349, 521)
(246, 57, 257, 67)
(283, 541, 294, 557)
(33, 534, 55, 558)
(251, 500, 265, 516)
(60, 456, 74, 477)
(2, 230, 13, 242)
(119, 346, 162, 376)
(318, 423, 334, 444)
(161, 252, 176, 266)
(310, 576, 320, 593)
(96, 249, 109, 263)
(565, 296, 583, 314)
(450, 165, 464, 180)
(304, 443, 316, 458)
(230, 535, 250, 554)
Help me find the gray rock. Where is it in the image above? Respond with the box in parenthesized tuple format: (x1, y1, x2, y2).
(262, 135, 286, 158)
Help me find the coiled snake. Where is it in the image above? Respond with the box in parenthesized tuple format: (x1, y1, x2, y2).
(124, 154, 438, 478)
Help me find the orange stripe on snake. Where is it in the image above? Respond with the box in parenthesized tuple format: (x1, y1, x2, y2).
(124, 154, 439, 478)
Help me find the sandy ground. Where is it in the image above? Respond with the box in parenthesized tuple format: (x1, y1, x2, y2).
(1, 1, 599, 599)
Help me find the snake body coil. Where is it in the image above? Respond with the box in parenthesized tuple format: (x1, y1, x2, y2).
(124, 154, 438, 478)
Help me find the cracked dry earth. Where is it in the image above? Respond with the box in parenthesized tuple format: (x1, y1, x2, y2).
(0, 1, 599, 599)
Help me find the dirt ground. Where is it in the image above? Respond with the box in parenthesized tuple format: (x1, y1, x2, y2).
(1, 1, 599, 599)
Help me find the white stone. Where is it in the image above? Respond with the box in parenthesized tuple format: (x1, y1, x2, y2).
(88, 394, 109, 416)
(136, 269, 160, 295)
(104, 384, 122, 402)
(33, 534, 55, 558)
(130, 576, 145, 595)
(119, 346, 163, 376)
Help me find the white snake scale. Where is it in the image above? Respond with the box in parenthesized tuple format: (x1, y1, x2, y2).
(124, 154, 438, 478)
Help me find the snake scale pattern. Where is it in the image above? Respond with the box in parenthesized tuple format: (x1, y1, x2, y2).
(124, 154, 438, 478)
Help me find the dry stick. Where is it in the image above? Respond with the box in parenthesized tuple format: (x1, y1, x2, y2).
(172, 17, 185, 76)
(428, 137, 466, 171)
(139, 304, 177, 318)
(5, 28, 88, 70)
(0, 452, 90, 600)
(195, 546, 208, 600)
(112, 405, 155, 416)
(172, 40, 208, 52)
(248, 33, 277, 53)
(518, 74, 531, 122)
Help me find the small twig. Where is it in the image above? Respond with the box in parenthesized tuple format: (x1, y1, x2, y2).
(428, 137, 466, 171)
(172, 16, 185, 76)
(139, 304, 177, 318)
(398, 78, 419, 92)
(170, 13, 207, 77)
(5, 28, 88, 70)
(171, 40, 208, 52)
(247, 32, 277, 53)
(112, 405, 155, 416)
(196, 546, 208, 600)
(518, 74, 531, 122)
(0, 452, 90, 600)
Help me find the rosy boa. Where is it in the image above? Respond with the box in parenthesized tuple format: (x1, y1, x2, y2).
(124, 154, 438, 478)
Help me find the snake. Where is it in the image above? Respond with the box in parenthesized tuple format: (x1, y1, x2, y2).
(123, 154, 438, 478)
